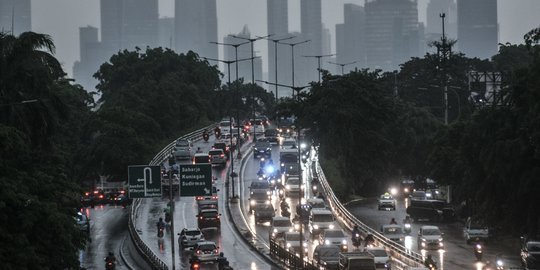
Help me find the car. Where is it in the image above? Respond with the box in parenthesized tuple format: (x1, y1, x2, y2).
(281, 231, 308, 256)
(193, 241, 220, 262)
(80, 191, 95, 207)
(271, 217, 293, 239)
(212, 141, 229, 156)
(197, 199, 218, 211)
(410, 190, 427, 200)
(463, 217, 489, 244)
(193, 153, 210, 164)
(249, 189, 271, 212)
(264, 128, 279, 144)
(76, 211, 90, 233)
(319, 229, 348, 252)
(521, 237, 540, 269)
(307, 198, 327, 210)
(366, 247, 391, 270)
(178, 228, 204, 249)
(406, 199, 455, 222)
(313, 245, 340, 270)
(253, 204, 275, 223)
(253, 139, 272, 159)
(378, 193, 396, 210)
(400, 179, 415, 196)
(284, 176, 301, 197)
(195, 186, 219, 201)
(173, 139, 193, 160)
(249, 180, 271, 195)
(381, 224, 404, 243)
(309, 209, 336, 238)
(250, 119, 265, 134)
(208, 149, 226, 166)
(281, 138, 297, 149)
(417, 225, 444, 250)
(197, 209, 221, 231)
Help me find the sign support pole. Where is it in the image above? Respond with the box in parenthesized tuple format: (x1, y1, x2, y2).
(168, 161, 176, 270)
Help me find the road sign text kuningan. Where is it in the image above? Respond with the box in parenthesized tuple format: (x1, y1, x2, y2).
(179, 164, 212, 196)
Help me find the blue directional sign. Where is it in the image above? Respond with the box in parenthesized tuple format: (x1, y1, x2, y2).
(179, 164, 212, 197)
(128, 165, 162, 198)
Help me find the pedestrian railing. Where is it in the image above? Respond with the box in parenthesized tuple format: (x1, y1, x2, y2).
(269, 237, 319, 270)
(128, 123, 218, 270)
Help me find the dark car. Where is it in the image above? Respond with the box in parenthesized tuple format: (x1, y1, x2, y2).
(313, 245, 340, 270)
(264, 128, 279, 144)
(197, 209, 221, 231)
(213, 142, 229, 157)
(521, 237, 540, 269)
(253, 139, 272, 159)
(406, 199, 455, 222)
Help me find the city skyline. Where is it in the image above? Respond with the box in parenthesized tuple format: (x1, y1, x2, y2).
(3, 0, 538, 79)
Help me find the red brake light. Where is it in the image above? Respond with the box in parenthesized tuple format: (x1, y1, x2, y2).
(196, 250, 201, 255)
(99, 195, 104, 199)
(120, 190, 125, 194)
(214, 249, 218, 254)
(85, 192, 89, 196)
(93, 190, 99, 194)
(220, 154, 224, 158)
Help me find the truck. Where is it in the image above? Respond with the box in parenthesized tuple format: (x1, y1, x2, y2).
(280, 148, 300, 176)
(338, 251, 376, 270)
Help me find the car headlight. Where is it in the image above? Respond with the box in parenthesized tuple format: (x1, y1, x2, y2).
(329, 224, 335, 229)
(303, 242, 308, 247)
(250, 201, 256, 206)
(313, 186, 317, 190)
(294, 224, 300, 230)
(267, 191, 271, 195)
(286, 185, 291, 190)
(342, 239, 347, 245)
(421, 242, 426, 247)
(438, 238, 443, 242)
(313, 225, 319, 230)
(273, 228, 278, 233)
(300, 143, 307, 149)
(404, 188, 409, 193)
(325, 239, 330, 245)
(286, 243, 291, 248)
(266, 200, 271, 205)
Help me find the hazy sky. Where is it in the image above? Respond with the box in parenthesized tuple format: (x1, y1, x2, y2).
(30, 0, 540, 77)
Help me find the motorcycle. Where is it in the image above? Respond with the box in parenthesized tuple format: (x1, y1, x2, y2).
(352, 233, 361, 248)
(158, 226, 164, 238)
(404, 222, 412, 234)
(203, 133, 209, 142)
(474, 243, 483, 261)
(426, 262, 437, 270)
(104, 259, 116, 270)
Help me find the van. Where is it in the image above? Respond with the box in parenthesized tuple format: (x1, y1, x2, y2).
(406, 199, 455, 222)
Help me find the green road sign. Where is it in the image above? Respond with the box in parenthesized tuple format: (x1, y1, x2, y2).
(179, 164, 212, 197)
(128, 165, 162, 198)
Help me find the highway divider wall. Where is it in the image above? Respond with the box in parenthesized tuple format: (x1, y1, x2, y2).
(128, 123, 217, 270)
(314, 159, 425, 268)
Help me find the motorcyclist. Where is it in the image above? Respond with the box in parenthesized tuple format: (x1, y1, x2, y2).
(364, 234, 375, 247)
(217, 252, 228, 269)
(196, 147, 203, 153)
(105, 252, 116, 263)
(352, 225, 361, 237)
(403, 215, 412, 224)
(214, 126, 221, 137)
(424, 254, 436, 269)
(390, 218, 397, 225)
(157, 217, 165, 236)
(189, 255, 201, 269)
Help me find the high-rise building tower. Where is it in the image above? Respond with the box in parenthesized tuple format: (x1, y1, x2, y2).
(73, 26, 103, 92)
(457, 0, 498, 59)
(300, 0, 322, 85)
(336, 4, 366, 73)
(267, 0, 290, 97)
(158, 17, 174, 49)
(175, 0, 218, 59)
(122, 0, 159, 50)
(365, 0, 421, 70)
(100, 0, 123, 56)
(0, 0, 31, 35)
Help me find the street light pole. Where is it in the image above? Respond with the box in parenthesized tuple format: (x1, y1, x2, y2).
(229, 34, 272, 142)
(302, 54, 334, 83)
(280, 40, 310, 98)
(266, 35, 295, 103)
(328, 61, 357, 75)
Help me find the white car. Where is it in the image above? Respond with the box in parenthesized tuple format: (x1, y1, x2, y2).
(208, 149, 226, 166)
(378, 193, 396, 210)
(418, 225, 444, 250)
(193, 241, 219, 262)
(271, 216, 293, 239)
(281, 232, 308, 256)
(76, 211, 90, 233)
(178, 228, 204, 248)
(319, 229, 348, 252)
(381, 224, 405, 243)
(309, 209, 335, 238)
(284, 176, 301, 197)
(366, 247, 391, 270)
(281, 138, 297, 149)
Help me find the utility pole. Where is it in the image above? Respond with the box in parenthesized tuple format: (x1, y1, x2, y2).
(229, 34, 272, 142)
(266, 35, 295, 103)
(436, 13, 452, 125)
(328, 61, 357, 75)
(302, 54, 335, 83)
(280, 40, 310, 98)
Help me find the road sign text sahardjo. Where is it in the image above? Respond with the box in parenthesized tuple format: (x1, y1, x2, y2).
(180, 164, 212, 197)
(128, 165, 162, 198)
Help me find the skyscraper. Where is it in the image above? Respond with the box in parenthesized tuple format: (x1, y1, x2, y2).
(73, 26, 103, 92)
(457, 0, 498, 59)
(365, 0, 421, 70)
(100, 0, 123, 55)
(122, 0, 159, 50)
(300, 0, 322, 85)
(175, 0, 218, 59)
(0, 0, 30, 35)
(267, 0, 290, 97)
(336, 4, 366, 73)
(158, 17, 174, 49)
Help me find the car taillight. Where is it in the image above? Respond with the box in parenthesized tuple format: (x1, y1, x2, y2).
(93, 190, 99, 194)
(200, 216, 203, 220)
(220, 154, 224, 158)
(214, 249, 218, 254)
(120, 190, 125, 194)
(196, 250, 201, 255)
(99, 195, 104, 199)
(212, 196, 218, 200)
(84, 192, 89, 196)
